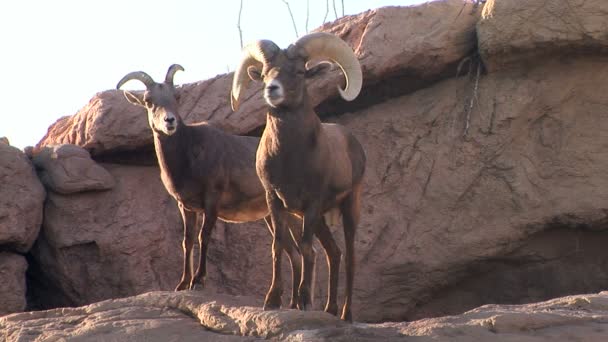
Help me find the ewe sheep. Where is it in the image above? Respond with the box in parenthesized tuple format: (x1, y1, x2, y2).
(117, 65, 303, 308)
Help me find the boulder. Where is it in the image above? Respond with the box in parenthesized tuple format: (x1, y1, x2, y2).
(0, 253, 27, 315)
(3, 291, 608, 341)
(0, 143, 45, 253)
(32, 144, 115, 194)
(321, 0, 480, 88)
(36, 0, 481, 157)
(477, 0, 608, 71)
(28, 164, 183, 308)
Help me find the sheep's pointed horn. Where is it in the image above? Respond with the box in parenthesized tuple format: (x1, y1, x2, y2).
(295, 32, 362, 101)
(231, 40, 281, 111)
(165, 64, 184, 87)
(116, 71, 156, 90)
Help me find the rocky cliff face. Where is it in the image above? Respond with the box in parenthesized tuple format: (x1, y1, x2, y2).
(3, 0, 608, 339)
(0, 141, 45, 315)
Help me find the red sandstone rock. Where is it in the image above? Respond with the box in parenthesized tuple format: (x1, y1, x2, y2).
(32, 144, 115, 194)
(0, 253, 27, 316)
(478, 0, 608, 71)
(0, 143, 45, 253)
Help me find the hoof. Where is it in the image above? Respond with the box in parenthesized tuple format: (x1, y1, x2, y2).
(324, 303, 339, 316)
(264, 301, 281, 311)
(190, 283, 205, 291)
(297, 288, 311, 311)
(189, 277, 205, 291)
(175, 281, 189, 291)
(263, 302, 281, 311)
(264, 290, 282, 310)
(340, 310, 352, 322)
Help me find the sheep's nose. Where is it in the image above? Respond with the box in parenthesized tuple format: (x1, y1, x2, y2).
(267, 84, 279, 92)
(165, 117, 175, 124)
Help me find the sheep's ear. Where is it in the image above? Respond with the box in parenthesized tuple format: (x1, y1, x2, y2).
(247, 66, 263, 81)
(306, 61, 331, 78)
(123, 91, 146, 107)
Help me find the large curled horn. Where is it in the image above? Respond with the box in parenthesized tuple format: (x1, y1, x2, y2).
(116, 71, 156, 90)
(295, 32, 362, 101)
(231, 40, 281, 111)
(165, 64, 184, 87)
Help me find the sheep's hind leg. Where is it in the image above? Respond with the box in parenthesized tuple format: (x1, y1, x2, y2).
(175, 204, 197, 291)
(316, 218, 341, 316)
(298, 205, 323, 311)
(284, 214, 303, 309)
(339, 184, 362, 322)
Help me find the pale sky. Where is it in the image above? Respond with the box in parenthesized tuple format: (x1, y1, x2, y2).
(1, 0, 427, 149)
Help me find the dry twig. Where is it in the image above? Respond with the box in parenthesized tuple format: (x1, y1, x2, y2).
(305, 0, 310, 33)
(237, 0, 244, 49)
(332, 0, 338, 20)
(281, 0, 299, 38)
(323, 0, 330, 24)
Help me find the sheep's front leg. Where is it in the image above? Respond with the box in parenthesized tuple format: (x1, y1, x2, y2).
(175, 203, 198, 291)
(264, 191, 290, 310)
(266, 215, 302, 309)
(298, 205, 322, 311)
(191, 198, 219, 290)
(316, 217, 341, 316)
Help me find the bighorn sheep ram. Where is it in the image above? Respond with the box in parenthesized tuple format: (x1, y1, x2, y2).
(117, 65, 303, 308)
(231, 32, 366, 321)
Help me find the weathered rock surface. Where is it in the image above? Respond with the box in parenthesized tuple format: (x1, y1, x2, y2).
(32, 144, 115, 194)
(28, 164, 183, 308)
(0, 143, 45, 252)
(4, 291, 608, 341)
(397, 292, 608, 341)
(36, 0, 480, 156)
(28, 163, 277, 310)
(0, 253, 27, 315)
(478, 0, 608, 71)
(321, 0, 479, 93)
(323, 55, 608, 322)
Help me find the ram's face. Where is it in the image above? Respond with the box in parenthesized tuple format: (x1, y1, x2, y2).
(250, 47, 329, 110)
(261, 55, 307, 109)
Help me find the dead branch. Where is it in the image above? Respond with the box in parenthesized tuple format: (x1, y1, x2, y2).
(237, 0, 244, 49)
(306, 0, 310, 33)
(332, 0, 339, 19)
(281, 0, 299, 38)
